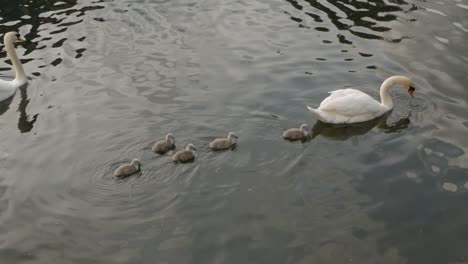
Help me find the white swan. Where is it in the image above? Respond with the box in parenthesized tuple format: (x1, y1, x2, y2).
(0, 32, 26, 102)
(307, 75, 415, 124)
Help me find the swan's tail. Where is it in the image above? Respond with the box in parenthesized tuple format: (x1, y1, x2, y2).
(307, 105, 325, 120)
(307, 105, 319, 116)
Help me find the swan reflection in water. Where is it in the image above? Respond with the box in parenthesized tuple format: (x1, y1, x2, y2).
(17, 85, 38, 133)
(0, 83, 38, 133)
(310, 112, 411, 141)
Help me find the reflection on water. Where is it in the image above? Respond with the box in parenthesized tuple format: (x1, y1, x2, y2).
(0, 0, 467, 263)
(284, 0, 414, 43)
(0, 83, 37, 132)
(0, 0, 104, 70)
(358, 136, 468, 263)
(0, 93, 13, 115)
(311, 112, 410, 141)
(17, 85, 38, 133)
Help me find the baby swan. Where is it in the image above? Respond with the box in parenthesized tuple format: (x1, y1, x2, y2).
(282, 124, 309, 141)
(152, 133, 175, 154)
(209, 132, 238, 151)
(114, 159, 141, 177)
(171, 143, 197, 163)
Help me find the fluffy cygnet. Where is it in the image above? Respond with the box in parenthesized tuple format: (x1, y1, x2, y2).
(152, 133, 175, 154)
(113, 159, 141, 177)
(282, 124, 309, 141)
(171, 143, 197, 163)
(209, 132, 238, 150)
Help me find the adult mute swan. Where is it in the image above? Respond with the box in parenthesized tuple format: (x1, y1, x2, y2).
(0, 32, 26, 102)
(307, 75, 415, 124)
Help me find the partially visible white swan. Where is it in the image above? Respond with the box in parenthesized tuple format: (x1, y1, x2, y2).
(307, 75, 415, 124)
(0, 32, 26, 102)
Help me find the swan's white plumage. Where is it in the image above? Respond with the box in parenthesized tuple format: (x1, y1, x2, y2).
(0, 79, 25, 99)
(0, 32, 27, 102)
(321, 89, 383, 114)
(307, 76, 414, 124)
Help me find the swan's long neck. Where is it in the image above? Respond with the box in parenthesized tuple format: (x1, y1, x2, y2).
(379, 77, 397, 109)
(5, 40, 26, 82)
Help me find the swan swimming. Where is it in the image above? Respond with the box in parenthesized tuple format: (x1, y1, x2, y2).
(171, 143, 197, 163)
(152, 133, 176, 154)
(282, 124, 309, 141)
(114, 159, 141, 177)
(0, 32, 26, 102)
(307, 75, 415, 124)
(209, 132, 238, 150)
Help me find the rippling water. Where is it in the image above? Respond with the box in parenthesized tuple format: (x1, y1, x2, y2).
(0, 0, 467, 263)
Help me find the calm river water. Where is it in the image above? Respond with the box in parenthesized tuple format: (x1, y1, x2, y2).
(0, 0, 467, 263)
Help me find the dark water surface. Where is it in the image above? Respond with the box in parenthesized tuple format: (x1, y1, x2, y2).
(0, 0, 467, 263)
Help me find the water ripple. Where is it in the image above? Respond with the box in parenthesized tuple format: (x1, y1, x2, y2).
(0, 0, 467, 262)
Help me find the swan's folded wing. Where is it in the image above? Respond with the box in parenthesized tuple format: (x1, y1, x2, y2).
(318, 91, 383, 117)
(320, 89, 364, 108)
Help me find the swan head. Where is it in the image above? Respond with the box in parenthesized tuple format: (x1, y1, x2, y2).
(4, 32, 25, 43)
(130, 159, 141, 170)
(300, 124, 309, 135)
(186, 143, 197, 152)
(408, 84, 415, 98)
(227, 132, 238, 140)
(392, 75, 415, 98)
(165, 133, 175, 145)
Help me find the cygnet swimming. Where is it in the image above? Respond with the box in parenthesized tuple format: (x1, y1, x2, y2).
(209, 132, 238, 150)
(282, 124, 309, 141)
(113, 159, 141, 177)
(171, 143, 197, 163)
(152, 133, 175, 154)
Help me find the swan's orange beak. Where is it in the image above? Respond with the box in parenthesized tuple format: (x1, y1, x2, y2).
(408, 86, 415, 98)
(16, 37, 25, 42)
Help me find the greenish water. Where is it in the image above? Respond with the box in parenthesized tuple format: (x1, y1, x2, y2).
(0, 0, 467, 263)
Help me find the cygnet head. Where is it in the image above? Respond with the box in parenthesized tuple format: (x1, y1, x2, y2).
(130, 159, 141, 170)
(300, 124, 309, 135)
(5, 32, 25, 43)
(227, 132, 238, 140)
(166, 133, 175, 145)
(186, 143, 196, 152)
